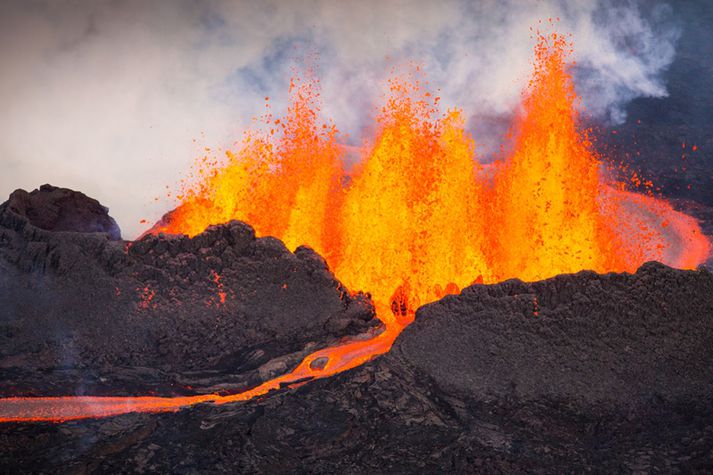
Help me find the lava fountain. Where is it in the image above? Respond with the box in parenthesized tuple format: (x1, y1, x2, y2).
(0, 31, 709, 423)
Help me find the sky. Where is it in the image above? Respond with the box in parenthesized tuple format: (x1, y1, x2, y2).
(0, 0, 680, 238)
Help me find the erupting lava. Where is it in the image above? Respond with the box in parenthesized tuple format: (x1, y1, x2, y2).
(153, 31, 708, 307)
(0, 32, 709, 423)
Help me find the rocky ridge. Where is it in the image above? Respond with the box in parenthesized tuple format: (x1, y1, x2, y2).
(0, 185, 377, 398)
(2, 263, 712, 472)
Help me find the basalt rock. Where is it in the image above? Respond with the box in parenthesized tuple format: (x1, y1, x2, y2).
(1, 184, 121, 240)
(1, 263, 712, 473)
(0, 185, 378, 398)
(396, 261, 713, 406)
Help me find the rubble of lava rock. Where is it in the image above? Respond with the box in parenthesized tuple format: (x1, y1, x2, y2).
(1, 185, 713, 472)
(0, 185, 377, 399)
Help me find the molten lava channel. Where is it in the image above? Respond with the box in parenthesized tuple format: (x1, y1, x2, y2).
(0, 31, 709, 423)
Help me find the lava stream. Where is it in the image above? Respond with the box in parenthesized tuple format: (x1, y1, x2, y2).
(0, 305, 406, 423)
(0, 30, 710, 424)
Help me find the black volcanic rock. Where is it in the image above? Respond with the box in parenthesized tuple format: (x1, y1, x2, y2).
(1, 184, 121, 240)
(396, 261, 713, 405)
(2, 263, 712, 473)
(0, 186, 377, 397)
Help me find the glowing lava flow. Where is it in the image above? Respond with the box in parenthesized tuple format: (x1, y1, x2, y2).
(0, 304, 405, 422)
(0, 32, 709, 423)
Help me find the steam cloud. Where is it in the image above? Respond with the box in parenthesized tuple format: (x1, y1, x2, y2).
(0, 0, 679, 238)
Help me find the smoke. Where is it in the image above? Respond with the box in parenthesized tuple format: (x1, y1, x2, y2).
(0, 0, 679, 238)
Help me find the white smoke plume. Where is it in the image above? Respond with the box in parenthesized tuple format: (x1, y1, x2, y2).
(0, 0, 679, 238)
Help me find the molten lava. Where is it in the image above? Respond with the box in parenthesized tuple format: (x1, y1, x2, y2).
(1, 31, 709, 423)
(154, 32, 708, 307)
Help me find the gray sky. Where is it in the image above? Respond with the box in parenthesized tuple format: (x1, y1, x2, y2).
(0, 0, 679, 238)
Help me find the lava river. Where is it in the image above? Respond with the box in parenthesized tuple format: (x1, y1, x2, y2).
(0, 31, 710, 423)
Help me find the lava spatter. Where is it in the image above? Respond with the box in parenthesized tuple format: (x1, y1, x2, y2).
(0, 30, 709, 424)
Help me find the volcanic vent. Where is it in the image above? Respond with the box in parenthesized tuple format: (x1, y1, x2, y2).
(1, 25, 713, 472)
(0, 30, 710, 424)
(151, 32, 708, 313)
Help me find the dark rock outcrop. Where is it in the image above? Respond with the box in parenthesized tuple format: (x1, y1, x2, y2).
(397, 261, 713, 405)
(0, 185, 377, 397)
(2, 184, 121, 240)
(2, 263, 712, 473)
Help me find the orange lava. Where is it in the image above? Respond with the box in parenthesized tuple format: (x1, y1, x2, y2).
(153, 32, 710, 304)
(1, 31, 709, 424)
(0, 304, 402, 423)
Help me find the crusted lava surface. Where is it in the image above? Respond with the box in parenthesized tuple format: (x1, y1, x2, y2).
(0, 185, 377, 398)
(1, 259, 712, 472)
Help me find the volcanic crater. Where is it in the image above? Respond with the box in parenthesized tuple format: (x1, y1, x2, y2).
(1, 22, 713, 474)
(0, 184, 712, 472)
